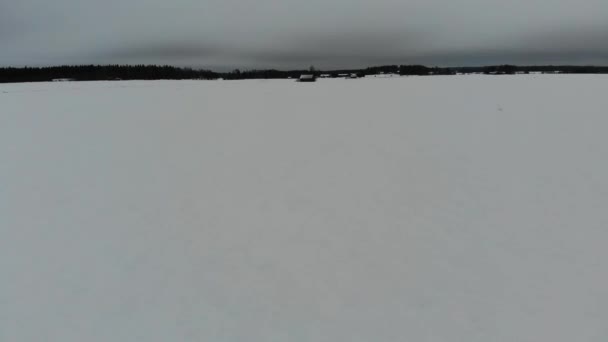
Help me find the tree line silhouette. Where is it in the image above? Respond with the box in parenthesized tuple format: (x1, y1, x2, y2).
(0, 65, 218, 83)
(2, 64, 608, 83)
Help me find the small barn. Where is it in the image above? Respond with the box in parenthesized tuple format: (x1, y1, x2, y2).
(299, 74, 316, 82)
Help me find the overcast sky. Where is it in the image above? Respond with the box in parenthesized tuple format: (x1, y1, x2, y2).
(2, 0, 608, 69)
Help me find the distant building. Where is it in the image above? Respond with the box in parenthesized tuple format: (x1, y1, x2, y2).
(52, 78, 75, 82)
(299, 74, 316, 82)
(373, 73, 399, 78)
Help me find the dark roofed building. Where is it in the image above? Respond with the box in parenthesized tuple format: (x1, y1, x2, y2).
(299, 74, 316, 82)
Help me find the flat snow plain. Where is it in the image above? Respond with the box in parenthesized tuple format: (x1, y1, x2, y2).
(1, 75, 608, 341)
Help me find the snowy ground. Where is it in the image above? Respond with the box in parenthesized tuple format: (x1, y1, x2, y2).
(1, 75, 608, 341)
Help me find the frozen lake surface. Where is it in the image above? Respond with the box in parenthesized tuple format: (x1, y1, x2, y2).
(2, 75, 608, 341)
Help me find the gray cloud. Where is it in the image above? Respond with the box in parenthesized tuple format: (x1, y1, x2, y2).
(0, 5, 20, 40)
(104, 42, 223, 61)
(1, 0, 608, 68)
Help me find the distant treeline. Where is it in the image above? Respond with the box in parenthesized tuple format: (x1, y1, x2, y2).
(185, 64, 608, 79)
(454, 65, 608, 75)
(359, 64, 608, 76)
(221, 65, 453, 79)
(0, 65, 219, 83)
(2, 64, 608, 83)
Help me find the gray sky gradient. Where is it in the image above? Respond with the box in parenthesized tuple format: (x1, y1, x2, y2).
(2, 0, 608, 69)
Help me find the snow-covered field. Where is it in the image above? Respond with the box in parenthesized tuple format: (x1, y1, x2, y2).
(1, 75, 608, 341)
